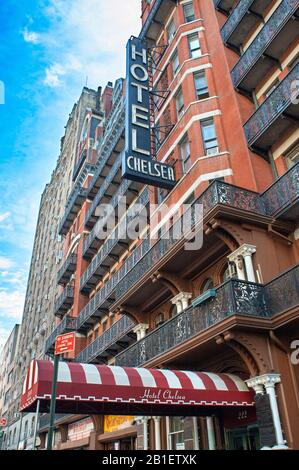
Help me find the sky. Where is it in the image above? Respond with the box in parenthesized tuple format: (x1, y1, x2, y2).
(0, 0, 140, 350)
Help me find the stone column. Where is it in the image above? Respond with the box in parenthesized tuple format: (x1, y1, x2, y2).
(171, 292, 192, 314)
(246, 374, 288, 448)
(153, 417, 161, 450)
(135, 417, 149, 450)
(133, 323, 149, 341)
(193, 417, 200, 450)
(206, 417, 216, 450)
(228, 244, 256, 282)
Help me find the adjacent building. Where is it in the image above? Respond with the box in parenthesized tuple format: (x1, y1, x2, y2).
(1, 87, 103, 450)
(22, 0, 299, 450)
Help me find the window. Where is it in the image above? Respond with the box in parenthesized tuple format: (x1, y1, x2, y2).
(180, 136, 191, 173)
(157, 188, 169, 205)
(194, 71, 209, 100)
(183, 2, 195, 23)
(155, 313, 165, 327)
(188, 34, 201, 59)
(175, 88, 184, 119)
(171, 50, 180, 76)
(167, 18, 176, 43)
(168, 417, 185, 450)
(202, 278, 214, 292)
(201, 119, 219, 155)
(284, 143, 299, 168)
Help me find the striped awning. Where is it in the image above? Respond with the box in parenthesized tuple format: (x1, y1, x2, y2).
(20, 360, 255, 416)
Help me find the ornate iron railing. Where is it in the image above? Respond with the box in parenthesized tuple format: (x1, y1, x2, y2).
(85, 152, 122, 227)
(243, 64, 299, 147)
(221, 0, 256, 43)
(116, 265, 299, 367)
(75, 315, 136, 363)
(81, 188, 150, 292)
(88, 100, 125, 197)
(115, 278, 269, 367)
(265, 264, 299, 316)
(83, 178, 132, 257)
(53, 286, 74, 317)
(58, 186, 88, 235)
(231, 0, 298, 87)
(57, 253, 77, 285)
(45, 315, 77, 354)
(261, 162, 299, 217)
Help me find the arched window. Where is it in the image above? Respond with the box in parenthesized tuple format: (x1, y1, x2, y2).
(221, 263, 231, 282)
(170, 304, 178, 318)
(155, 313, 165, 327)
(201, 278, 214, 293)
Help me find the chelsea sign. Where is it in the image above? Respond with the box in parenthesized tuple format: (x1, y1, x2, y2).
(122, 36, 176, 190)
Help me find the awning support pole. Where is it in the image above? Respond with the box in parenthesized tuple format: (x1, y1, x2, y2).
(47, 354, 60, 450)
(33, 399, 40, 450)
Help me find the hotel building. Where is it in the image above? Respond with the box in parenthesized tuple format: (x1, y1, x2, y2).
(38, 0, 299, 450)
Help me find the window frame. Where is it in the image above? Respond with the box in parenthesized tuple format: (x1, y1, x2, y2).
(193, 71, 209, 100)
(175, 88, 184, 119)
(183, 2, 196, 23)
(188, 33, 201, 59)
(201, 118, 219, 156)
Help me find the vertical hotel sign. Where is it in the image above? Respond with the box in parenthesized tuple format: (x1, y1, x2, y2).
(122, 36, 176, 190)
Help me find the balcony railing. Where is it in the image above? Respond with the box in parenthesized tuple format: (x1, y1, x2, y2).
(80, 188, 150, 294)
(83, 179, 133, 259)
(115, 278, 269, 367)
(261, 162, 299, 221)
(72, 149, 87, 181)
(115, 265, 299, 367)
(85, 152, 122, 229)
(221, 0, 272, 49)
(75, 315, 136, 363)
(58, 186, 88, 236)
(213, 0, 235, 14)
(88, 100, 125, 199)
(115, 180, 267, 301)
(57, 253, 77, 286)
(243, 64, 299, 151)
(53, 286, 74, 318)
(45, 315, 77, 355)
(140, 0, 177, 40)
(231, 0, 299, 91)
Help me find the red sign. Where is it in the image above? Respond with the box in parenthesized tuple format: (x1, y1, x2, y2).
(54, 332, 76, 355)
(0, 418, 7, 427)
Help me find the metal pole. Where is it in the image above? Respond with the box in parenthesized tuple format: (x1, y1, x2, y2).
(33, 399, 40, 450)
(47, 354, 60, 450)
(16, 412, 23, 450)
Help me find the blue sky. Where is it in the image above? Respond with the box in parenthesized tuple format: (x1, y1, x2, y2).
(0, 0, 140, 349)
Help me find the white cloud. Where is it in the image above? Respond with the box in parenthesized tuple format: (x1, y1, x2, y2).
(41, 0, 140, 88)
(0, 211, 10, 223)
(0, 256, 14, 270)
(0, 289, 25, 321)
(22, 28, 41, 44)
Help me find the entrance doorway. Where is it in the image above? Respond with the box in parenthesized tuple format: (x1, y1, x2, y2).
(225, 425, 260, 450)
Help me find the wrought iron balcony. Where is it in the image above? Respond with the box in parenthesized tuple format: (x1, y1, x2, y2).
(115, 180, 267, 301)
(261, 162, 299, 221)
(221, 0, 272, 50)
(115, 278, 269, 367)
(243, 64, 299, 154)
(45, 315, 77, 355)
(115, 264, 299, 367)
(57, 253, 77, 286)
(85, 152, 122, 229)
(81, 188, 150, 294)
(83, 178, 144, 259)
(54, 286, 74, 318)
(76, 276, 117, 332)
(88, 100, 125, 199)
(58, 185, 88, 236)
(75, 315, 136, 364)
(231, 0, 299, 93)
(140, 0, 177, 41)
(213, 0, 235, 14)
(72, 149, 87, 181)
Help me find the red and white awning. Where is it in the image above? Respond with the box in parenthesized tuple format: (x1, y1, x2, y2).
(20, 360, 255, 416)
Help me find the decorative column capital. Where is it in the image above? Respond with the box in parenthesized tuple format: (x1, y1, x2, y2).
(153, 416, 161, 423)
(228, 244, 256, 262)
(171, 292, 192, 304)
(133, 323, 149, 334)
(246, 373, 281, 391)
